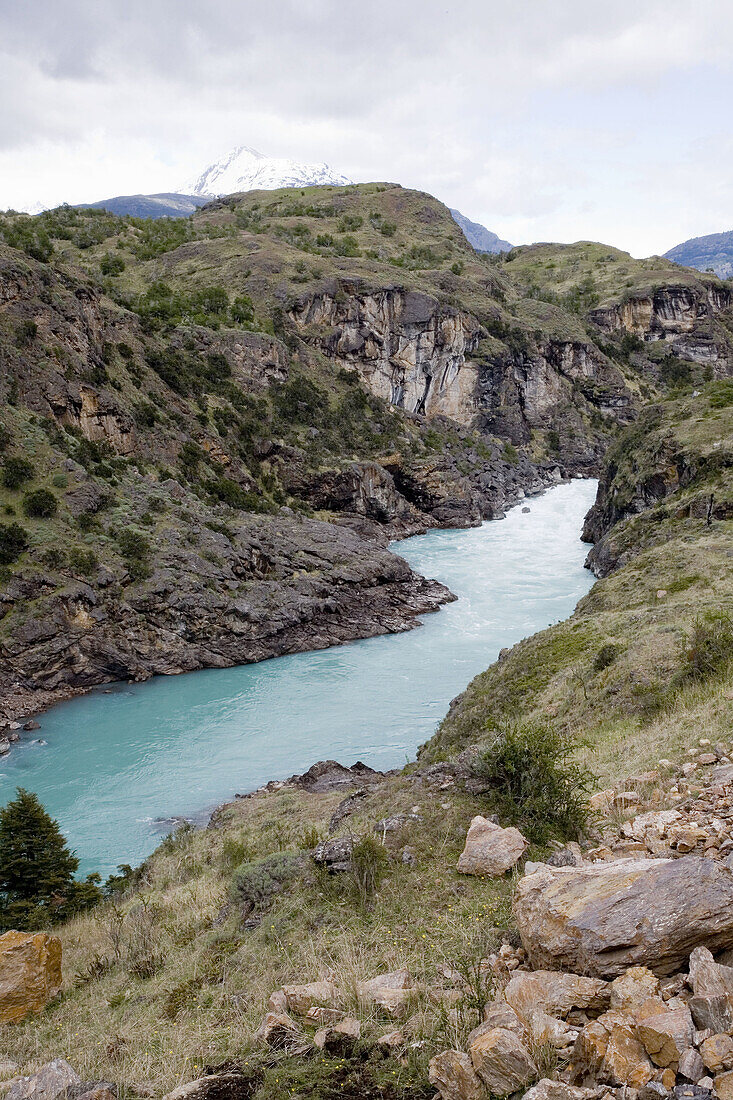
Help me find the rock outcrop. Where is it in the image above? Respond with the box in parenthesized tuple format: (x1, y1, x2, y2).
(0, 931, 62, 1024)
(514, 856, 733, 978)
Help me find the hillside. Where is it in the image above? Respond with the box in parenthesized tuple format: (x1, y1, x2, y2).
(0, 187, 732, 722)
(665, 229, 733, 280)
(0, 384, 730, 1100)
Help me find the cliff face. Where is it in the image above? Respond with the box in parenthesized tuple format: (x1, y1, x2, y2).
(289, 284, 482, 422)
(590, 284, 733, 370)
(0, 507, 452, 723)
(290, 284, 632, 477)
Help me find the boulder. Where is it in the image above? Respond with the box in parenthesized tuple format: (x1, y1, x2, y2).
(312, 837, 355, 873)
(678, 1048, 706, 1082)
(689, 993, 733, 1033)
(5, 1062, 80, 1100)
(609, 967, 662, 1016)
(700, 1033, 733, 1073)
(253, 1011, 303, 1050)
(0, 931, 62, 1023)
(60, 1085, 117, 1100)
(714, 1073, 733, 1100)
(313, 1016, 360, 1053)
(457, 817, 527, 876)
(428, 1051, 485, 1100)
(504, 970, 609, 1020)
(522, 1083, 599, 1100)
(377, 1030, 405, 1052)
(515, 856, 733, 977)
(481, 1001, 525, 1034)
(357, 969, 412, 1018)
(281, 980, 338, 1016)
(572, 1011, 654, 1088)
(688, 947, 733, 997)
(637, 1005, 694, 1066)
(469, 1026, 536, 1094)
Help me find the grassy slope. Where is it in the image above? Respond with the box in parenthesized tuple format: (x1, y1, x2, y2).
(502, 240, 729, 306)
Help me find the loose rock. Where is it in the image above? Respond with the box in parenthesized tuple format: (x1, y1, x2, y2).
(457, 816, 528, 876)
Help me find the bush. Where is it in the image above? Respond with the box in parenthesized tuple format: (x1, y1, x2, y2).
(593, 643, 622, 671)
(23, 488, 58, 518)
(116, 528, 151, 579)
(350, 834, 388, 909)
(468, 721, 593, 842)
(679, 613, 733, 684)
(234, 853, 302, 920)
(0, 522, 29, 564)
(100, 253, 125, 276)
(2, 456, 34, 490)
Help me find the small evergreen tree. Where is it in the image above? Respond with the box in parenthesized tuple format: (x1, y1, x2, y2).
(0, 788, 101, 930)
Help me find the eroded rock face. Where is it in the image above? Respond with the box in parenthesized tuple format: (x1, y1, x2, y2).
(289, 284, 482, 422)
(0, 931, 62, 1024)
(589, 285, 733, 370)
(456, 816, 528, 876)
(514, 856, 733, 977)
(0, 512, 455, 722)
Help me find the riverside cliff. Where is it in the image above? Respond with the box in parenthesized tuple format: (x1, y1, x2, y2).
(1, 188, 732, 721)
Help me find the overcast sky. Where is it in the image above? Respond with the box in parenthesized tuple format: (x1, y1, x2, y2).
(1, 0, 731, 256)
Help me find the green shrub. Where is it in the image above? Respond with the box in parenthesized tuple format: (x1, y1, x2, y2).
(503, 442, 519, 465)
(709, 380, 733, 409)
(100, 253, 125, 276)
(593, 643, 622, 671)
(468, 721, 593, 842)
(23, 488, 57, 518)
(16, 320, 38, 345)
(679, 613, 733, 684)
(2, 456, 34, 490)
(234, 853, 302, 919)
(0, 523, 29, 564)
(350, 834, 388, 909)
(116, 528, 151, 579)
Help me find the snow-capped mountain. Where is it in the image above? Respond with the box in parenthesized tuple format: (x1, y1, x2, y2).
(183, 146, 352, 197)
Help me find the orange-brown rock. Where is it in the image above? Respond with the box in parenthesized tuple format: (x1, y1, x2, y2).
(428, 1050, 485, 1100)
(0, 931, 62, 1024)
(701, 1033, 733, 1074)
(636, 1004, 694, 1067)
(469, 1026, 536, 1094)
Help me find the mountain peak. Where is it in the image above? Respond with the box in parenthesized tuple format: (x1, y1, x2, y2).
(183, 146, 352, 197)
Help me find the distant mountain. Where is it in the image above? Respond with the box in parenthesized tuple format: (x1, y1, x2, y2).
(665, 230, 733, 279)
(183, 146, 352, 197)
(75, 193, 212, 219)
(450, 209, 512, 254)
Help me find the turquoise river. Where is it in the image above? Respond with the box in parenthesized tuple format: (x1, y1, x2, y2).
(0, 478, 598, 877)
